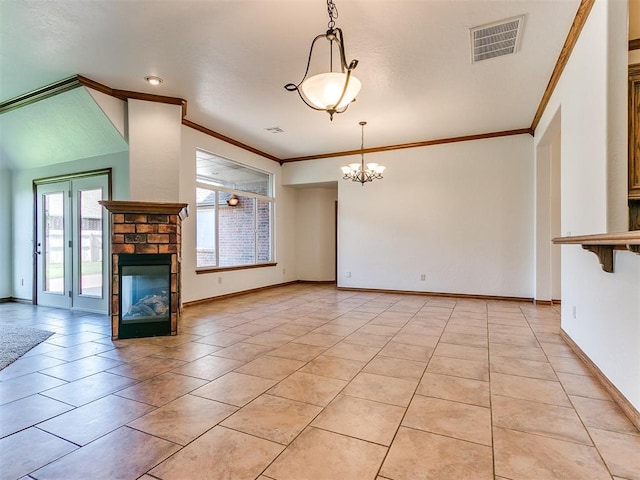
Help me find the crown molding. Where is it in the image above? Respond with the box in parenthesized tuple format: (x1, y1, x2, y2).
(530, 0, 595, 133)
(281, 128, 533, 163)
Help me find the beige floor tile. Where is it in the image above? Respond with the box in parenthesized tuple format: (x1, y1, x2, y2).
(417, 372, 490, 406)
(538, 340, 576, 357)
(268, 371, 347, 406)
(211, 341, 273, 362)
(228, 323, 273, 336)
(493, 426, 611, 480)
(444, 324, 488, 336)
(547, 354, 592, 376)
(489, 342, 548, 362)
(129, 394, 237, 445)
(196, 331, 250, 347)
(244, 331, 296, 347)
(0, 372, 66, 406)
(589, 427, 640, 479)
(570, 395, 639, 434)
(0, 428, 77, 480)
(294, 332, 343, 348)
(40, 355, 123, 382)
(0, 354, 66, 381)
(426, 355, 489, 381)
(556, 371, 610, 400)
(268, 342, 327, 361)
(323, 341, 380, 362)
(489, 332, 540, 347)
(150, 341, 221, 361)
(106, 356, 186, 381)
(41, 371, 138, 406)
(150, 426, 283, 480)
(264, 426, 387, 480)
(490, 356, 557, 380)
(234, 355, 305, 381)
(433, 342, 488, 362)
(363, 356, 426, 380)
(33, 426, 180, 480)
(390, 332, 440, 348)
(0, 394, 74, 438)
(440, 331, 488, 348)
(380, 427, 493, 480)
(357, 324, 402, 336)
(491, 372, 571, 407)
(222, 394, 321, 445)
(98, 342, 170, 362)
(312, 323, 359, 336)
(378, 341, 433, 362)
(399, 324, 444, 337)
(115, 372, 207, 406)
(402, 395, 492, 445)
(299, 355, 365, 381)
(343, 372, 417, 407)
(491, 394, 592, 445)
(38, 394, 154, 445)
(312, 394, 405, 446)
(170, 354, 244, 381)
(270, 323, 315, 337)
(191, 372, 276, 406)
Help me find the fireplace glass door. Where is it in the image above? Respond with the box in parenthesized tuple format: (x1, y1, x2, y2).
(118, 254, 171, 338)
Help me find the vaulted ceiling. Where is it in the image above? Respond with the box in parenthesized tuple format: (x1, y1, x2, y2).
(1, 0, 583, 167)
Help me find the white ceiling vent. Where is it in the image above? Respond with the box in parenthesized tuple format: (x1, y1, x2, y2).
(470, 16, 524, 63)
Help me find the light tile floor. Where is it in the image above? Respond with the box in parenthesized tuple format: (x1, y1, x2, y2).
(0, 284, 638, 480)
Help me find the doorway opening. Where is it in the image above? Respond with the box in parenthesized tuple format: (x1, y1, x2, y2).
(535, 109, 561, 303)
(34, 170, 111, 313)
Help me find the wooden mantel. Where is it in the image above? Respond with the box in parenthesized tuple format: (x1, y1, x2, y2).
(552, 231, 640, 273)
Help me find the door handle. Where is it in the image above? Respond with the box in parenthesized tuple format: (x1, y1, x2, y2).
(35, 242, 41, 255)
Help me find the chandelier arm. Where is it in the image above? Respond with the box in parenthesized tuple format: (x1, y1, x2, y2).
(290, 86, 332, 112)
(332, 28, 356, 73)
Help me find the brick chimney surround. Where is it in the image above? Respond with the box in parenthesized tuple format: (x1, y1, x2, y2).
(99, 200, 188, 340)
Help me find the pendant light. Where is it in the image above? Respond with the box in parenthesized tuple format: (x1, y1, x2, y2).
(284, 0, 361, 120)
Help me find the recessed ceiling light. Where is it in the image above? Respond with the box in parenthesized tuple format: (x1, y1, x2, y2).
(144, 75, 163, 86)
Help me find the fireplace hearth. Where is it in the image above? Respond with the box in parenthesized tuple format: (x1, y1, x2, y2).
(100, 201, 188, 339)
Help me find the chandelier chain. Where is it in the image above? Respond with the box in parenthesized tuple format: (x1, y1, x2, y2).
(327, 0, 338, 30)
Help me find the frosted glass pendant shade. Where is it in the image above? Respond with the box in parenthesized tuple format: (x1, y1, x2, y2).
(301, 72, 361, 110)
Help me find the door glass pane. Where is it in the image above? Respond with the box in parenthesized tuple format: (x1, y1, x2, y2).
(44, 192, 64, 294)
(79, 188, 103, 297)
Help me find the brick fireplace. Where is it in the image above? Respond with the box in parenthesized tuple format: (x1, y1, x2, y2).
(99, 201, 188, 339)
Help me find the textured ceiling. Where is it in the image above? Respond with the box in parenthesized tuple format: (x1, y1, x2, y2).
(0, 0, 581, 163)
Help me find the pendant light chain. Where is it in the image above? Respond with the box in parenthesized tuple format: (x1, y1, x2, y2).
(327, 0, 338, 30)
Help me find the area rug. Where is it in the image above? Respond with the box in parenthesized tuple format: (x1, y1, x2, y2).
(0, 325, 54, 370)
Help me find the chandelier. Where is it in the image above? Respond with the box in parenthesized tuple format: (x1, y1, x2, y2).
(341, 122, 385, 185)
(284, 0, 361, 120)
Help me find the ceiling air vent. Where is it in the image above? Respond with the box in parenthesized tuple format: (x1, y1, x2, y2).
(470, 16, 524, 63)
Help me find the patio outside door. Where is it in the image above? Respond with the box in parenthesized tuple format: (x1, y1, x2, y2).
(35, 174, 109, 313)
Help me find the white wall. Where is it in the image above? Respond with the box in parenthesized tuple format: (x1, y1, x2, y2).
(535, 0, 640, 410)
(11, 151, 129, 300)
(294, 186, 337, 281)
(128, 100, 182, 202)
(179, 126, 297, 303)
(0, 166, 12, 299)
(284, 134, 534, 298)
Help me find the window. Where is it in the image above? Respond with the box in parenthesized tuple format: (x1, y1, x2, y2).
(196, 150, 274, 269)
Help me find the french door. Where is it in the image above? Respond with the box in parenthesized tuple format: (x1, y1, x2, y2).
(35, 173, 109, 313)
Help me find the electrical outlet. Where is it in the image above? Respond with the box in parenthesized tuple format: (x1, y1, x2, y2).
(420, 273, 426, 281)
(218, 277, 222, 284)
(346, 272, 351, 278)
(572, 306, 577, 319)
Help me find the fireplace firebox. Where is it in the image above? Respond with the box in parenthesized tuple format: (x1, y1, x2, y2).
(118, 254, 171, 338)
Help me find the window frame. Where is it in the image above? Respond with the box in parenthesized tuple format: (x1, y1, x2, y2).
(195, 154, 276, 272)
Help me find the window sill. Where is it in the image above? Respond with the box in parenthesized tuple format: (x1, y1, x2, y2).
(196, 263, 277, 274)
